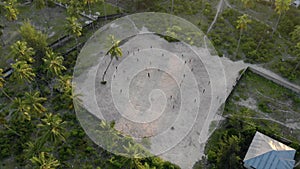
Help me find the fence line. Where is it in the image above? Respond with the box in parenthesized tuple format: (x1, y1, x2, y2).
(249, 66, 300, 94)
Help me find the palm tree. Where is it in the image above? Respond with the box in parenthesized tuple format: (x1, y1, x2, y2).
(24, 91, 47, 117)
(66, 89, 82, 109)
(11, 60, 36, 83)
(0, 68, 13, 101)
(0, 69, 5, 88)
(11, 92, 46, 121)
(30, 152, 60, 169)
(65, 16, 82, 37)
(141, 162, 154, 169)
(12, 97, 31, 121)
(108, 155, 143, 169)
(273, 0, 291, 35)
(165, 25, 182, 42)
(120, 141, 145, 158)
(109, 141, 148, 169)
(0, 69, 4, 89)
(24, 141, 44, 160)
(97, 120, 120, 150)
(55, 75, 72, 92)
(66, 0, 83, 18)
(65, 16, 82, 51)
(101, 35, 123, 84)
(291, 25, 300, 43)
(61, 88, 79, 110)
(38, 113, 66, 144)
(11, 41, 35, 63)
(42, 50, 66, 77)
(55, 75, 81, 109)
(235, 14, 251, 57)
(4, 0, 19, 21)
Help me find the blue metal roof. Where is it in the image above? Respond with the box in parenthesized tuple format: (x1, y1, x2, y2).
(243, 132, 296, 169)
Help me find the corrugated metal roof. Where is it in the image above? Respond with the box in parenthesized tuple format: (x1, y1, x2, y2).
(243, 131, 296, 169)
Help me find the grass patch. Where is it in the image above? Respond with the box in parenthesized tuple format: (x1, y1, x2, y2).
(224, 69, 300, 141)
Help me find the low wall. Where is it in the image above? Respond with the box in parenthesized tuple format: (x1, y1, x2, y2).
(248, 66, 300, 94)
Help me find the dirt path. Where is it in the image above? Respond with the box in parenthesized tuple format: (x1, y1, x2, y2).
(222, 0, 276, 31)
(207, 0, 224, 34)
(224, 0, 233, 8)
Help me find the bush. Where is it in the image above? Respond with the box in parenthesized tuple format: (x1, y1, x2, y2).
(209, 32, 222, 46)
(278, 16, 295, 37)
(207, 150, 217, 163)
(258, 100, 272, 113)
(204, 3, 212, 16)
(19, 21, 48, 54)
(241, 38, 256, 54)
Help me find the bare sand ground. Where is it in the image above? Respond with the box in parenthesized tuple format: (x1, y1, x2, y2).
(75, 33, 248, 168)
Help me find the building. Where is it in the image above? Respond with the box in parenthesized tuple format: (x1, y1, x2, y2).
(243, 131, 296, 169)
(292, 0, 300, 8)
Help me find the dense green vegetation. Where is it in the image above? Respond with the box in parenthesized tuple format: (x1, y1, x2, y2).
(193, 70, 300, 169)
(225, 70, 300, 141)
(1, 0, 300, 168)
(207, 0, 300, 83)
(194, 115, 300, 169)
(117, 0, 300, 83)
(0, 0, 180, 168)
